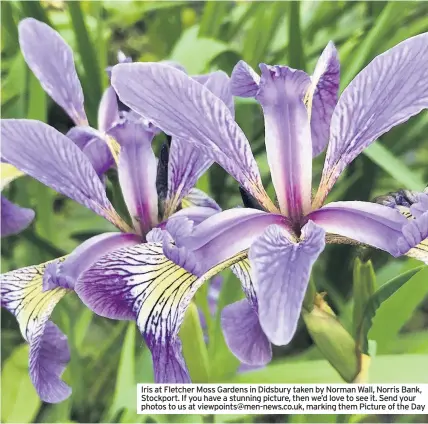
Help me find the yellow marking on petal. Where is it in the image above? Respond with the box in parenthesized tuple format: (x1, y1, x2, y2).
(252, 183, 279, 214)
(1, 163, 24, 190)
(130, 244, 251, 344)
(1, 257, 68, 343)
(303, 85, 315, 122)
(104, 207, 133, 234)
(405, 240, 428, 263)
(105, 135, 121, 166)
(397, 205, 428, 264)
(181, 198, 192, 209)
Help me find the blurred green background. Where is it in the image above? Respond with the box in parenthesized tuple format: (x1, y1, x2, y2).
(1, 1, 428, 423)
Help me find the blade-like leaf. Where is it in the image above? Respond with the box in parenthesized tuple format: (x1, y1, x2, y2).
(68, 1, 102, 124)
(169, 25, 230, 74)
(363, 141, 425, 190)
(1, 345, 41, 423)
(199, 2, 229, 38)
(359, 266, 427, 354)
(104, 322, 136, 422)
(179, 302, 210, 383)
(288, 0, 306, 70)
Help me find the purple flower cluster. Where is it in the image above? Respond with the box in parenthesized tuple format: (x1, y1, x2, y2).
(1, 18, 427, 403)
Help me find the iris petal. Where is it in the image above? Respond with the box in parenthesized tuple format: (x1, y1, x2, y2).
(1, 119, 129, 232)
(257, 64, 312, 218)
(315, 32, 428, 207)
(249, 221, 325, 345)
(308, 201, 408, 256)
(18, 18, 87, 126)
(1, 196, 35, 237)
(1, 260, 71, 403)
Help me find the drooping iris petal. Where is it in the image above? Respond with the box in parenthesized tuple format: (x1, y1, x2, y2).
(223, 257, 272, 364)
(315, 32, 428, 208)
(108, 121, 158, 235)
(111, 63, 276, 212)
(174, 208, 289, 271)
(98, 86, 120, 133)
(308, 201, 408, 256)
(1, 120, 129, 232)
(1, 260, 71, 403)
(307, 41, 340, 156)
(18, 18, 87, 126)
(398, 211, 428, 264)
(181, 188, 221, 211)
(44, 232, 140, 297)
(76, 243, 199, 382)
(230, 60, 260, 98)
(76, 241, 249, 383)
(231, 257, 257, 305)
(249, 221, 325, 345)
(221, 299, 272, 365)
(150, 338, 190, 383)
(165, 71, 233, 216)
(256, 64, 312, 219)
(1, 196, 35, 237)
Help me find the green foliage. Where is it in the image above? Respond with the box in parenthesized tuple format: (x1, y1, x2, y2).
(1, 1, 427, 423)
(180, 302, 211, 383)
(358, 267, 427, 354)
(352, 258, 376, 338)
(1, 345, 41, 423)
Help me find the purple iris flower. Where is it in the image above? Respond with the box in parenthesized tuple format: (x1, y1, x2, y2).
(0, 32, 233, 402)
(110, 33, 428, 366)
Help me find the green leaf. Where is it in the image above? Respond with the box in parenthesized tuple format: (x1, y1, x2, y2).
(179, 302, 210, 383)
(1, 1, 19, 53)
(228, 354, 428, 384)
(105, 322, 137, 422)
(68, 1, 101, 124)
(359, 266, 427, 354)
(208, 270, 242, 382)
(352, 258, 376, 337)
(74, 307, 93, 351)
(288, 0, 305, 69)
(1, 344, 41, 423)
(242, 2, 287, 67)
(363, 141, 425, 190)
(341, 2, 402, 87)
(20, 0, 53, 27)
(169, 25, 230, 74)
(199, 2, 229, 38)
(2, 54, 27, 116)
(26, 62, 47, 121)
